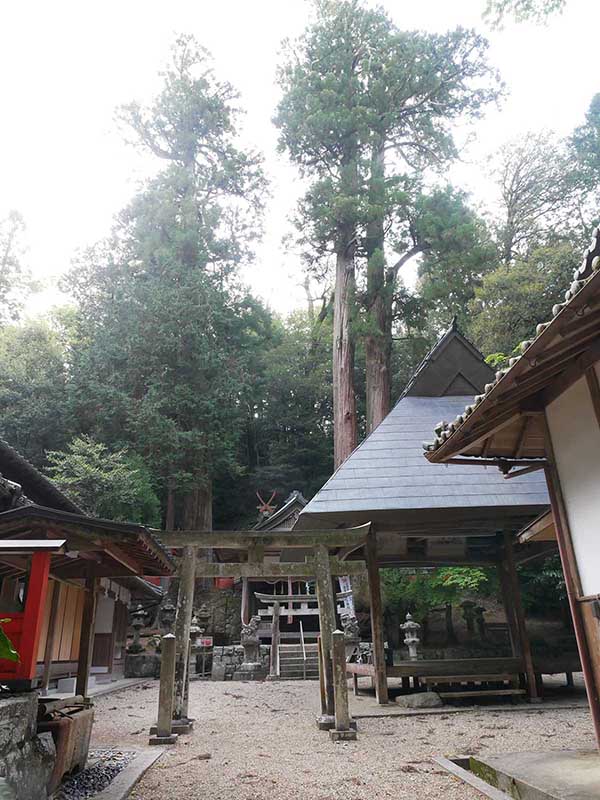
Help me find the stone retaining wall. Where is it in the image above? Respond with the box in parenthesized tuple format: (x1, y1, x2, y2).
(211, 645, 270, 680)
(0, 692, 55, 799)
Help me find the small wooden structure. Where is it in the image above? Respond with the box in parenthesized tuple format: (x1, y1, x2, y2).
(246, 491, 314, 641)
(296, 323, 551, 704)
(424, 228, 600, 747)
(0, 539, 65, 686)
(159, 525, 370, 721)
(0, 440, 171, 686)
(0, 503, 173, 694)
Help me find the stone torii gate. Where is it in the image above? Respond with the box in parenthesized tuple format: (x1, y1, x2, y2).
(152, 524, 371, 741)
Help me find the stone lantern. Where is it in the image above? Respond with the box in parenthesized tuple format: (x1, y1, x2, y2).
(158, 599, 177, 634)
(400, 612, 421, 661)
(189, 613, 202, 651)
(195, 603, 211, 634)
(128, 604, 146, 654)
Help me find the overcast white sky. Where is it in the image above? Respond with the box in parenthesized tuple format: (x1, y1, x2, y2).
(0, 0, 597, 318)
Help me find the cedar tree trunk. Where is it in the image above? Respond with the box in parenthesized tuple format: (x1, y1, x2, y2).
(333, 238, 357, 468)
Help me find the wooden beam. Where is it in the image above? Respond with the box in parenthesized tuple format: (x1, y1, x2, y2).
(160, 524, 371, 550)
(314, 544, 336, 717)
(365, 531, 388, 704)
(0, 540, 66, 553)
(504, 463, 546, 480)
(503, 531, 539, 701)
(585, 366, 600, 428)
(102, 542, 144, 575)
(174, 546, 196, 721)
(514, 416, 530, 458)
(446, 457, 544, 468)
(76, 567, 99, 697)
(543, 416, 600, 748)
(195, 559, 366, 579)
(41, 581, 61, 693)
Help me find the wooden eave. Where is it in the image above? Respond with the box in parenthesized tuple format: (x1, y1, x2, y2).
(0, 505, 174, 580)
(518, 510, 556, 544)
(426, 266, 600, 465)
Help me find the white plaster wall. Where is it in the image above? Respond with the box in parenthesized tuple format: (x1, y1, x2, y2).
(547, 374, 600, 595)
(94, 594, 115, 635)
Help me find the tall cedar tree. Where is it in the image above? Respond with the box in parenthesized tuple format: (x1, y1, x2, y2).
(276, 1, 500, 458)
(66, 36, 265, 530)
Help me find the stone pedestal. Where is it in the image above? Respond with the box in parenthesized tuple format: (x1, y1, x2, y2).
(234, 615, 267, 681)
(232, 663, 267, 681)
(124, 652, 160, 679)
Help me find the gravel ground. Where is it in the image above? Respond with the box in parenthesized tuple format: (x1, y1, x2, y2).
(90, 680, 595, 800)
(54, 749, 135, 799)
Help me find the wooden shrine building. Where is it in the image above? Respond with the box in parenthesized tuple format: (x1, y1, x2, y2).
(295, 322, 552, 703)
(424, 228, 600, 747)
(247, 490, 326, 644)
(0, 440, 173, 692)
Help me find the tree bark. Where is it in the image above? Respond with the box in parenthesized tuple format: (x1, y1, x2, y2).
(365, 140, 391, 435)
(173, 478, 212, 720)
(333, 234, 357, 469)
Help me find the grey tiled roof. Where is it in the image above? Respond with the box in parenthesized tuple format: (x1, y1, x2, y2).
(300, 395, 549, 521)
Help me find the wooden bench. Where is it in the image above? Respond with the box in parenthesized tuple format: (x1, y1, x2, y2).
(423, 672, 524, 700)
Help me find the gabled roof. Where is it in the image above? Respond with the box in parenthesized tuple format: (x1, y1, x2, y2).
(402, 318, 494, 398)
(297, 325, 548, 534)
(425, 227, 600, 463)
(254, 490, 308, 531)
(0, 439, 82, 514)
(0, 504, 174, 578)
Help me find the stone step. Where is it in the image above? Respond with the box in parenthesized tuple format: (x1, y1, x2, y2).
(279, 673, 320, 680)
(278, 654, 319, 663)
(279, 645, 319, 653)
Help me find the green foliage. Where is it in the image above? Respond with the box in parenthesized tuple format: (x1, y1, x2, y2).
(416, 187, 498, 333)
(0, 621, 18, 663)
(381, 567, 489, 622)
(214, 309, 334, 528)
(519, 555, 567, 615)
(276, 0, 501, 423)
(491, 132, 588, 263)
(61, 35, 267, 526)
(468, 241, 578, 354)
(0, 319, 72, 466)
(485, 0, 566, 26)
(0, 211, 31, 324)
(46, 435, 161, 525)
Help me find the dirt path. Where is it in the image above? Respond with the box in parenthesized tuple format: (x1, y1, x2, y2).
(90, 680, 594, 799)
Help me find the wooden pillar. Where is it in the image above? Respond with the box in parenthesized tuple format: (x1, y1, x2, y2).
(544, 458, 600, 748)
(269, 601, 281, 679)
(20, 552, 52, 683)
(365, 531, 388, 704)
(41, 581, 60, 693)
(315, 544, 336, 717)
(317, 635, 327, 716)
(174, 545, 196, 721)
(330, 630, 356, 741)
(497, 562, 520, 658)
(76, 568, 98, 698)
(149, 633, 178, 745)
(241, 578, 250, 626)
(502, 532, 540, 702)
